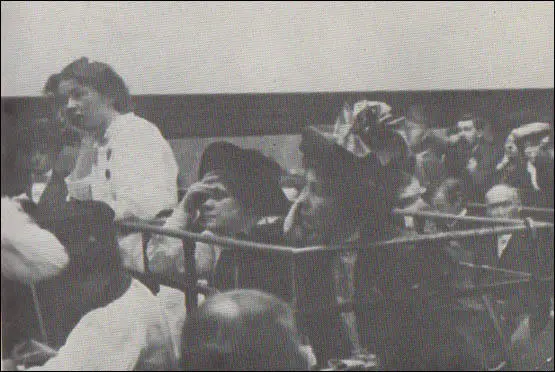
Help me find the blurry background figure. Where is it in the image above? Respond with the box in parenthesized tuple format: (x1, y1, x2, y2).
(421, 112, 502, 203)
(460, 114, 504, 203)
(496, 122, 551, 207)
(534, 131, 554, 208)
(443, 113, 503, 203)
(431, 178, 468, 231)
(180, 289, 312, 371)
(394, 173, 434, 235)
(334, 100, 414, 178)
(405, 104, 447, 195)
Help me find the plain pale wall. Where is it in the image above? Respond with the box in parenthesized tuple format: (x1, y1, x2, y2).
(2, 2, 554, 97)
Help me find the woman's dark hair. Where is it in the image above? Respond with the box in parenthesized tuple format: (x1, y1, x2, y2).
(181, 290, 309, 371)
(56, 57, 134, 114)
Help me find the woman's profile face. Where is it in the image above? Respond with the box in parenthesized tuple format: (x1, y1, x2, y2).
(284, 168, 339, 246)
(194, 173, 255, 236)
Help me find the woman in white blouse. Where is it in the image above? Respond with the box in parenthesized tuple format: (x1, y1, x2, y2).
(46, 57, 179, 273)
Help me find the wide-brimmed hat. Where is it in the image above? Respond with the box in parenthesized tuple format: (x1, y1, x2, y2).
(496, 122, 551, 171)
(198, 142, 291, 216)
(299, 126, 378, 184)
(31, 200, 120, 269)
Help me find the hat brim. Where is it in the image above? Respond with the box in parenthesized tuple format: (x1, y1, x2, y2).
(198, 142, 291, 216)
(299, 126, 377, 181)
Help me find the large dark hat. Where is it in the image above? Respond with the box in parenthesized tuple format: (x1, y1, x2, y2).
(299, 126, 379, 185)
(198, 142, 291, 216)
(31, 200, 120, 270)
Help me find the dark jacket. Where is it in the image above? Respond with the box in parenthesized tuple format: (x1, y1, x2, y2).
(213, 219, 353, 366)
(27, 200, 131, 349)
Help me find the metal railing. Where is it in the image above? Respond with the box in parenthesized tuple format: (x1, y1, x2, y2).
(116, 212, 554, 313)
(116, 212, 553, 370)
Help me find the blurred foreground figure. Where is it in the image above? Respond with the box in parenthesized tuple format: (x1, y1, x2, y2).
(180, 290, 311, 371)
(1, 115, 70, 357)
(1, 199, 68, 284)
(2, 201, 177, 371)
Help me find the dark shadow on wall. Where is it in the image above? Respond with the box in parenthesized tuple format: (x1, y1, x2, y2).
(2, 89, 553, 188)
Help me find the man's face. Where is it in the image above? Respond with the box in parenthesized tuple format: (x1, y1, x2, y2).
(457, 120, 478, 145)
(284, 168, 340, 246)
(57, 79, 110, 131)
(433, 186, 464, 217)
(486, 187, 520, 219)
(405, 119, 427, 151)
(193, 172, 255, 236)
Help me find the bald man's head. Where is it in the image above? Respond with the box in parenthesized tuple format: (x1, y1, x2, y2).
(486, 184, 521, 219)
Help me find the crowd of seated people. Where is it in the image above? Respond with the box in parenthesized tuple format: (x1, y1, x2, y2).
(1, 57, 553, 371)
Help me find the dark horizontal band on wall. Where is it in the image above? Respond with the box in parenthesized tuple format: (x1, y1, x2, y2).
(2, 89, 553, 139)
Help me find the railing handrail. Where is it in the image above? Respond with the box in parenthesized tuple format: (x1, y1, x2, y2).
(467, 202, 555, 215)
(117, 218, 553, 256)
(293, 221, 554, 254)
(392, 208, 547, 226)
(117, 215, 553, 327)
(117, 220, 296, 255)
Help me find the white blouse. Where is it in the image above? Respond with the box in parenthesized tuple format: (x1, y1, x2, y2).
(65, 113, 179, 272)
(26, 279, 178, 371)
(66, 112, 178, 220)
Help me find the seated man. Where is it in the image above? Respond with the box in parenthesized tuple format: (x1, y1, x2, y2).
(393, 173, 435, 236)
(485, 184, 549, 329)
(6, 200, 178, 370)
(181, 289, 312, 371)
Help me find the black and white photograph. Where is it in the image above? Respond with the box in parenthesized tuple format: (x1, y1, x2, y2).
(1, 2, 553, 370)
